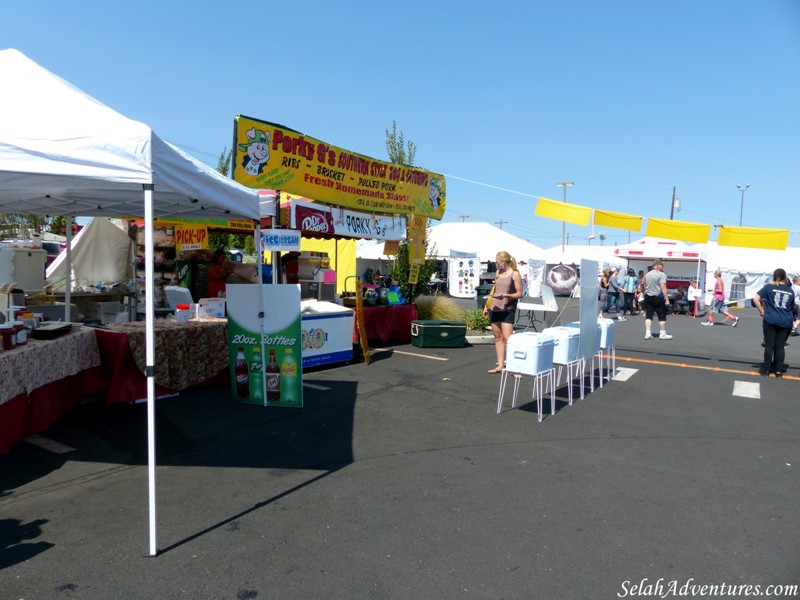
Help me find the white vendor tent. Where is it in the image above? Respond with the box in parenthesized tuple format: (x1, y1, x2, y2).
(427, 222, 545, 262)
(688, 241, 800, 302)
(46, 217, 132, 290)
(0, 48, 272, 556)
(356, 222, 545, 263)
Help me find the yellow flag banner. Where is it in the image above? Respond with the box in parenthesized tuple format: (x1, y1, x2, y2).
(593, 209, 643, 232)
(407, 215, 427, 264)
(383, 240, 400, 255)
(717, 226, 789, 250)
(535, 197, 592, 226)
(645, 218, 711, 243)
(233, 116, 446, 220)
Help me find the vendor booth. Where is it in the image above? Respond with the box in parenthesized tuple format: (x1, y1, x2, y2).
(613, 238, 707, 295)
(0, 49, 272, 556)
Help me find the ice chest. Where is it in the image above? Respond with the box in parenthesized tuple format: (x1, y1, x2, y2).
(410, 320, 466, 348)
(567, 320, 608, 353)
(542, 326, 581, 364)
(505, 332, 555, 375)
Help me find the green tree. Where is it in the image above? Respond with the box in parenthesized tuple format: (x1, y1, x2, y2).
(385, 120, 416, 167)
(217, 147, 233, 178)
(384, 122, 436, 302)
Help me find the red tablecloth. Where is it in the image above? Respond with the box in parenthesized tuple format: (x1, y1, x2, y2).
(0, 327, 105, 454)
(94, 319, 229, 405)
(360, 304, 418, 343)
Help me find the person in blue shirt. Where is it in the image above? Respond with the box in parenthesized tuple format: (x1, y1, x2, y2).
(752, 268, 796, 377)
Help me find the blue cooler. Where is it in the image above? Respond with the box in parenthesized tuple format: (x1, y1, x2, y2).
(597, 318, 615, 349)
(505, 332, 555, 375)
(542, 326, 581, 364)
(567, 320, 603, 354)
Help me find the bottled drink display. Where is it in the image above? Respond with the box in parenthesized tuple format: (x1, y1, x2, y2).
(280, 347, 298, 404)
(265, 348, 281, 402)
(234, 347, 249, 399)
(249, 346, 264, 404)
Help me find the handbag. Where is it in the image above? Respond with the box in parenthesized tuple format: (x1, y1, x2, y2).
(484, 284, 496, 311)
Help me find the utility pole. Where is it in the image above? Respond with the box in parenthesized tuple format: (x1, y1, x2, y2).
(670, 186, 677, 220)
(459, 214, 469, 222)
(556, 181, 574, 252)
(495, 220, 508, 230)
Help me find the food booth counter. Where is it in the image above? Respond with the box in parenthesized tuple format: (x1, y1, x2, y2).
(0, 326, 105, 454)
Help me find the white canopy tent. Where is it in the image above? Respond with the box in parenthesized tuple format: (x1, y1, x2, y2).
(0, 48, 272, 556)
(45, 217, 132, 290)
(356, 221, 546, 263)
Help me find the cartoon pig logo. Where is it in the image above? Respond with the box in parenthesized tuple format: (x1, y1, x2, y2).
(239, 128, 272, 176)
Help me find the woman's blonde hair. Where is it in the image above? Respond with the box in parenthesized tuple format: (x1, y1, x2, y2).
(495, 250, 517, 271)
(714, 270, 722, 277)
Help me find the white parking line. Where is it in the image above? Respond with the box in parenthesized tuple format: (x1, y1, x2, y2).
(733, 381, 761, 399)
(612, 367, 638, 382)
(303, 382, 331, 391)
(23, 435, 76, 454)
(371, 349, 450, 361)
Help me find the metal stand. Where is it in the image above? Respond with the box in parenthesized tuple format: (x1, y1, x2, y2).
(497, 368, 556, 422)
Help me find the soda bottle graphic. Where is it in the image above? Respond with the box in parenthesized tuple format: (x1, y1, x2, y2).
(280, 347, 298, 404)
(234, 347, 249, 400)
(249, 346, 264, 405)
(265, 348, 281, 402)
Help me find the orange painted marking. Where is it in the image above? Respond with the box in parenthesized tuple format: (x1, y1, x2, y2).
(608, 354, 798, 380)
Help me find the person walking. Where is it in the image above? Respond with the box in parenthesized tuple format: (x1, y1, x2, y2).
(791, 275, 800, 336)
(621, 268, 639, 316)
(752, 268, 795, 377)
(687, 280, 701, 318)
(643, 260, 672, 340)
(603, 268, 625, 320)
(484, 250, 524, 373)
(598, 269, 609, 314)
(702, 270, 739, 327)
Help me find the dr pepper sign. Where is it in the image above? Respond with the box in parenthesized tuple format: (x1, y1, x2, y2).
(233, 115, 446, 221)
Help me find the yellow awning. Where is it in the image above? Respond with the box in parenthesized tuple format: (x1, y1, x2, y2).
(645, 218, 711, 243)
(717, 226, 789, 250)
(593, 209, 643, 232)
(535, 197, 592, 226)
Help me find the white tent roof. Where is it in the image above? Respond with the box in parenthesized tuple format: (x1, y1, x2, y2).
(543, 244, 620, 266)
(690, 241, 800, 275)
(356, 222, 546, 263)
(0, 48, 266, 219)
(426, 222, 544, 261)
(46, 217, 131, 289)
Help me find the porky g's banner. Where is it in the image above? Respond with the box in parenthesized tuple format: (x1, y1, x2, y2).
(233, 115, 446, 220)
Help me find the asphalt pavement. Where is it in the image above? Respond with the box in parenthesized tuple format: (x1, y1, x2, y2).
(2, 298, 799, 600)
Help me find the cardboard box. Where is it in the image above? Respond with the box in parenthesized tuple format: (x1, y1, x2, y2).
(410, 320, 466, 348)
(197, 297, 226, 318)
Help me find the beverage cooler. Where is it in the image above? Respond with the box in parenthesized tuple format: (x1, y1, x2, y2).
(0, 247, 46, 292)
(300, 300, 354, 368)
(176, 259, 209, 301)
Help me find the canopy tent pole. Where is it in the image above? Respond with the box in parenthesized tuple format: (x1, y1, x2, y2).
(64, 216, 72, 322)
(143, 184, 158, 557)
(255, 222, 268, 405)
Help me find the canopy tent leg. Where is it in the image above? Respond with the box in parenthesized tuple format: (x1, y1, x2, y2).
(143, 183, 158, 557)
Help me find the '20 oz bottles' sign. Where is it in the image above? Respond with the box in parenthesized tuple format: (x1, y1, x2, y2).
(226, 284, 303, 408)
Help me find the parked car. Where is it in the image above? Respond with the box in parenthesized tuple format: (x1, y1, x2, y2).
(41, 241, 64, 267)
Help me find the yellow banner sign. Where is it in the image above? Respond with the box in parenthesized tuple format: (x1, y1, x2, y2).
(233, 116, 446, 220)
(175, 224, 209, 251)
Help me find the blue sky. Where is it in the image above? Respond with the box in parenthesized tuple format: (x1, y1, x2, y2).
(2, 0, 799, 247)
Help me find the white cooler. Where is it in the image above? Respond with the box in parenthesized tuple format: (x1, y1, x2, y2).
(597, 318, 615, 348)
(542, 326, 581, 364)
(567, 320, 603, 354)
(505, 332, 555, 376)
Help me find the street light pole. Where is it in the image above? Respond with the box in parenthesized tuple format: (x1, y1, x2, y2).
(556, 181, 574, 252)
(737, 184, 750, 226)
